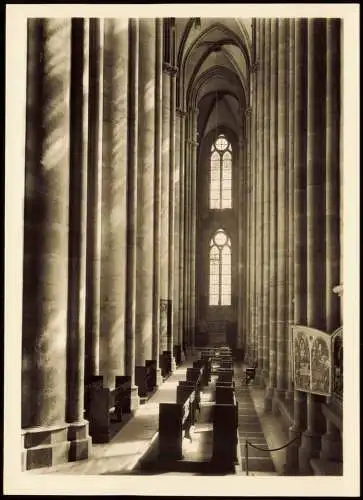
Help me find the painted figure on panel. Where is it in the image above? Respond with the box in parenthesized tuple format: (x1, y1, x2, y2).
(311, 337, 330, 394)
(294, 332, 310, 391)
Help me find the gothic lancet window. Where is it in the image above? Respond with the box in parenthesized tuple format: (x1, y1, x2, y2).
(209, 229, 232, 306)
(210, 134, 232, 209)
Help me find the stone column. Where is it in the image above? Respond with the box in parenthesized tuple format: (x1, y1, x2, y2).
(99, 19, 129, 388)
(178, 108, 187, 360)
(151, 18, 163, 387)
(125, 18, 142, 407)
(183, 120, 191, 352)
(285, 18, 308, 474)
(244, 107, 252, 356)
(262, 19, 271, 386)
(85, 18, 104, 380)
(255, 20, 264, 378)
(173, 88, 182, 358)
(159, 62, 171, 354)
(190, 107, 198, 350)
(135, 19, 156, 365)
(319, 17, 342, 468)
(65, 18, 92, 461)
(168, 65, 178, 370)
(286, 19, 296, 400)
(237, 133, 245, 351)
(325, 18, 341, 333)
(275, 18, 288, 396)
(299, 18, 327, 475)
(248, 61, 258, 365)
(265, 19, 278, 412)
(22, 18, 72, 470)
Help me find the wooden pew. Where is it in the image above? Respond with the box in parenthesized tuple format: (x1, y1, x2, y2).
(192, 358, 211, 386)
(173, 344, 182, 366)
(212, 386, 238, 465)
(216, 369, 235, 389)
(135, 360, 157, 397)
(158, 366, 204, 460)
(159, 350, 172, 378)
(84, 375, 103, 420)
(245, 366, 256, 384)
(88, 375, 131, 443)
(159, 390, 195, 460)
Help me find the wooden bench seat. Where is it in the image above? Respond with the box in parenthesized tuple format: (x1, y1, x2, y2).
(135, 360, 157, 397)
(212, 386, 238, 465)
(87, 375, 131, 443)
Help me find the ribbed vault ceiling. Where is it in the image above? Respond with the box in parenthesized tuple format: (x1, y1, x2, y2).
(176, 17, 252, 139)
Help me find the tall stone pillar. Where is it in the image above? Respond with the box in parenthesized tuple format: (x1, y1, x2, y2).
(173, 109, 181, 352)
(85, 18, 104, 380)
(99, 19, 129, 388)
(168, 65, 178, 370)
(319, 18, 342, 465)
(151, 18, 163, 387)
(286, 19, 296, 400)
(135, 19, 156, 365)
(22, 18, 72, 470)
(65, 18, 92, 461)
(177, 108, 187, 358)
(125, 18, 141, 407)
(265, 18, 278, 412)
(244, 107, 252, 356)
(190, 107, 198, 350)
(159, 63, 171, 354)
(299, 18, 327, 474)
(325, 18, 341, 332)
(237, 133, 245, 351)
(255, 19, 264, 378)
(262, 19, 271, 385)
(275, 18, 288, 396)
(285, 18, 308, 474)
(183, 119, 191, 352)
(248, 60, 258, 364)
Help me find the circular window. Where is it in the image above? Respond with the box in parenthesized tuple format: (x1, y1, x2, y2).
(215, 135, 228, 151)
(214, 230, 227, 246)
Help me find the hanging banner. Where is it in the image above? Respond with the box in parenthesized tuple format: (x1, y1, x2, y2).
(291, 325, 332, 396)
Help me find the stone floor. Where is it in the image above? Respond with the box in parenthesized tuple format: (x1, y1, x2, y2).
(24, 356, 290, 477)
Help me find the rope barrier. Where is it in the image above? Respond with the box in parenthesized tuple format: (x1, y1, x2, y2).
(246, 434, 301, 453)
(244, 434, 301, 476)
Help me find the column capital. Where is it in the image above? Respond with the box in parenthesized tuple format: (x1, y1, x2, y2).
(244, 106, 252, 117)
(188, 106, 199, 117)
(251, 61, 260, 73)
(176, 108, 187, 118)
(163, 62, 178, 76)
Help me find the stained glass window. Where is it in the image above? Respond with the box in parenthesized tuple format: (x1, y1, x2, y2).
(209, 229, 232, 306)
(209, 135, 232, 209)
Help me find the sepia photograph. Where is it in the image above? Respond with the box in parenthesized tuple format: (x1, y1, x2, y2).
(4, 3, 360, 497)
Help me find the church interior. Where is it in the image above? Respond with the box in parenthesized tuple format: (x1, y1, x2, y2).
(12, 15, 349, 482)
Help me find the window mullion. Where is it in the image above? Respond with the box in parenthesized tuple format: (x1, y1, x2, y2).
(219, 246, 222, 305)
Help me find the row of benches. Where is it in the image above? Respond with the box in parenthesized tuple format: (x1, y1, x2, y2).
(158, 349, 239, 465)
(84, 346, 184, 443)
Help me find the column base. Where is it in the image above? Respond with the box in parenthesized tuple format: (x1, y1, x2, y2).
(284, 425, 302, 475)
(22, 424, 70, 471)
(67, 420, 91, 462)
(130, 385, 141, 412)
(171, 356, 177, 373)
(299, 430, 322, 475)
(264, 385, 274, 413)
(320, 432, 342, 462)
(155, 368, 163, 388)
(285, 390, 294, 400)
(272, 388, 285, 415)
(259, 369, 268, 389)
